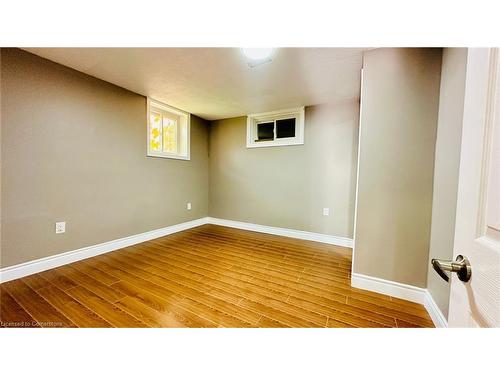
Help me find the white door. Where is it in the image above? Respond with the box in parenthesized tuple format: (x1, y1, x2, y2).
(448, 48, 500, 327)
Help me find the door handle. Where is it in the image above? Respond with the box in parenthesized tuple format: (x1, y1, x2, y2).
(431, 255, 472, 283)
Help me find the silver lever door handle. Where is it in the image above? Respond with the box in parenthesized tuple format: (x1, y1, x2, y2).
(431, 255, 472, 283)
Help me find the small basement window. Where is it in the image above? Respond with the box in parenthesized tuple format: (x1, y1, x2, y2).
(257, 122, 274, 142)
(147, 98, 190, 160)
(246, 107, 305, 148)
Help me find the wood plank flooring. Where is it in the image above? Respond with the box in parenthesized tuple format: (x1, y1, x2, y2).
(0, 224, 434, 328)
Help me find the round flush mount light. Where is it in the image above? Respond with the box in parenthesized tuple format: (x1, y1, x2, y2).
(241, 48, 275, 60)
(241, 48, 276, 67)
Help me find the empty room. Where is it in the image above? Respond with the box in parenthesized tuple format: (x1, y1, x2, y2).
(2, 2, 500, 373)
(2, 46, 499, 330)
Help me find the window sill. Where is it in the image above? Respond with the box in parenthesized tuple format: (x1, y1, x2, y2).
(147, 152, 191, 160)
(246, 139, 304, 148)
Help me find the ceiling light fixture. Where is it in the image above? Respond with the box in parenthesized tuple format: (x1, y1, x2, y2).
(241, 48, 275, 67)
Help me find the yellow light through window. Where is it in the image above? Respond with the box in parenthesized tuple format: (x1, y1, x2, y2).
(147, 98, 190, 160)
(162, 117, 178, 154)
(150, 113, 162, 151)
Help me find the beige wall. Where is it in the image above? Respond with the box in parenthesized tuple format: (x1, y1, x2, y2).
(427, 48, 467, 318)
(1, 49, 209, 267)
(353, 48, 442, 287)
(209, 100, 359, 238)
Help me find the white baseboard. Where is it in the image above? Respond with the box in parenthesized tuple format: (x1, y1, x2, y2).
(1, 216, 351, 283)
(423, 290, 448, 328)
(0, 217, 209, 283)
(1, 215, 448, 327)
(351, 272, 426, 304)
(207, 217, 353, 248)
(351, 272, 448, 328)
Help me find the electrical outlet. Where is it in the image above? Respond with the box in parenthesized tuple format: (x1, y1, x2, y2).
(55, 221, 66, 234)
(187, 202, 192, 210)
(322, 208, 330, 216)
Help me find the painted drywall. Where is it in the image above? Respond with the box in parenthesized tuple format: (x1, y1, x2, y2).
(353, 48, 442, 288)
(1, 48, 209, 268)
(208, 100, 359, 238)
(427, 48, 467, 319)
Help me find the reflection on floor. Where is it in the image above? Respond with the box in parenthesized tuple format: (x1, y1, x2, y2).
(1, 224, 434, 328)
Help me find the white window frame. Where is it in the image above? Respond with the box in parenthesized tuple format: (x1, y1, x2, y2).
(147, 98, 191, 160)
(246, 107, 305, 148)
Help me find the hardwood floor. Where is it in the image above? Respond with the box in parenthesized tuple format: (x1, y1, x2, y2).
(0, 224, 434, 328)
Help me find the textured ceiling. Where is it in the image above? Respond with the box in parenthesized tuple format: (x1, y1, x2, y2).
(24, 48, 365, 120)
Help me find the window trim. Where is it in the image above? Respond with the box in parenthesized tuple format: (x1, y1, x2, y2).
(147, 98, 191, 160)
(246, 107, 305, 148)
